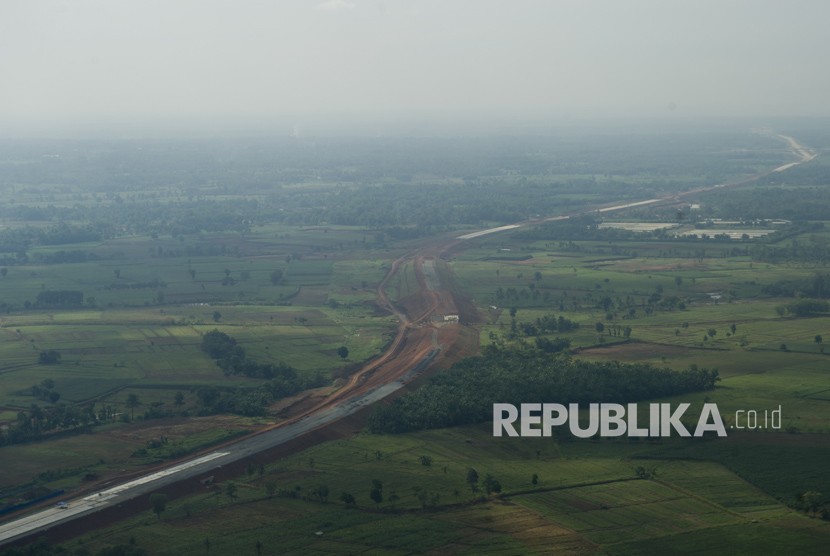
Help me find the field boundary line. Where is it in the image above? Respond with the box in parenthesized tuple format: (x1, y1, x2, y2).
(504, 476, 639, 500)
(651, 477, 747, 519)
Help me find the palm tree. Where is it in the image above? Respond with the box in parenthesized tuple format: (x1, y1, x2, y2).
(126, 393, 140, 420)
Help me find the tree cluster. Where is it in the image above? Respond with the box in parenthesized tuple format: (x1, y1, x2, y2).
(763, 273, 830, 299)
(515, 314, 579, 337)
(38, 350, 61, 365)
(368, 348, 719, 434)
(782, 299, 830, 317)
(201, 330, 298, 380)
(0, 403, 98, 447)
(29, 379, 60, 403)
(35, 290, 84, 308)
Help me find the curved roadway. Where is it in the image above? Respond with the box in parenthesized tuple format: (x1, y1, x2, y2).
(0, 132, 816, 547)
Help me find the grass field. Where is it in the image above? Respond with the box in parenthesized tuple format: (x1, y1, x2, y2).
(0, 226, 400, 499)
(4, 193, 830, 553)
(61, 425, 830, 555)
(450, 233, 830, 436)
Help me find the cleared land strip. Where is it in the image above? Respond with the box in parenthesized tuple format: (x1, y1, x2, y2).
(0, 131, 816, 548)
(0, 251, 459, 547)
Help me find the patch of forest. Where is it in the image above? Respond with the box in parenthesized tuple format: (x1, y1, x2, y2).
(367, 348, 719, 434)
(0, 131, 792, 256)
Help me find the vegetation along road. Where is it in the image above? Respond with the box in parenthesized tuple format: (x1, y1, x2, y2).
(0, 131, 816, 548)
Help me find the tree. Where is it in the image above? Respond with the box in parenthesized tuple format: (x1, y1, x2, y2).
(212, 311, 222, 322)
(707, 328, 717, 338)
(635, 466, 657, 479)
(38, 350, 61, 365)
(816, 335, 823, 345)
(225, 482, 237, 501)
(201, 329, 245, 361)
(466, 467, 479, 492)
(270, 269, 284, 285)
(337, 346, 349, 360)
(600, 296, 614, 313)
(595, 322, 605, 334)
(0, 267, 6, 278)
(483, 474, 502, 495)
(799, 491, 823, 516)
(787, 299, 829, 317)
(317, 484, 329, 503)
(419, 455, 433, 467)
(531, 473, 539, 486)
(149, 493, 168, 520)
(127, 393, 140, 420)
(340, 491, 356, 506)
(266, 481, 277, 498)
(37, 290, 84, 307)
(114, 269, 121, 279)
(174, 391, 185, 406)
(730, 323, 737, 334)
(369, 486, 383, 506)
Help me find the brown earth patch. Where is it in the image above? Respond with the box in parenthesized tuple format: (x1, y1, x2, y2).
(435, 324, 479, 370)
(395, 291, 433, 322)
(270, 386, 338, 418)
(4, 232, 484, 549)
(435, 259, 482, 325)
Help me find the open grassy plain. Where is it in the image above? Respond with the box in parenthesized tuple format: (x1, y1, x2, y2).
(2, 130, 828, 554)
(60, 426, 830, 555)
(0, 226, 400, 501)
(46, 217, 830, 555)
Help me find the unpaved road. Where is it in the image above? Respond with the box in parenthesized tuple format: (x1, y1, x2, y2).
(0, 131, 815, 548)
(0, 245, 464, 547)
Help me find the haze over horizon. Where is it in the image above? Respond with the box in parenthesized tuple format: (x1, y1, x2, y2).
(2, 0, 829, 136)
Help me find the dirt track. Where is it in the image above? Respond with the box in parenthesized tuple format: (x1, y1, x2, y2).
(0, 234, 481, 549)
(3, 131, 815, 548)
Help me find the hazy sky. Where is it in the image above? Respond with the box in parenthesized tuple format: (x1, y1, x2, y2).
(1, 0, 828, 133)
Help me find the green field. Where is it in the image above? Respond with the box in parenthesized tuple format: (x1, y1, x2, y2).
(0, 226, 401, 497)
(5, 221, 830, 554)
(2, 130, 830, 554)
(61, 426, 830, 555)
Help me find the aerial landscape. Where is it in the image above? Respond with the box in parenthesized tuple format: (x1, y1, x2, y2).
(1, 2, 829, 555)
